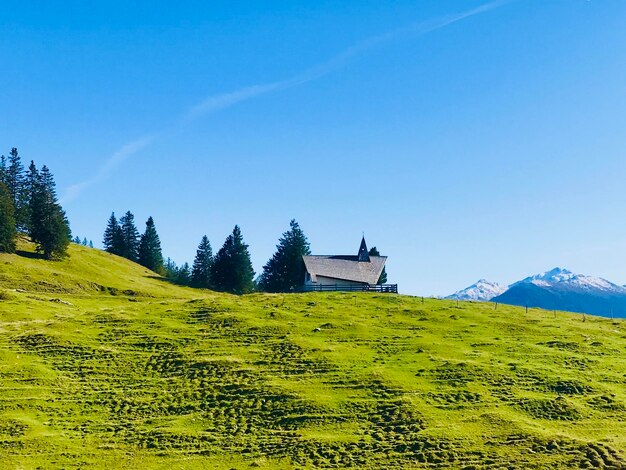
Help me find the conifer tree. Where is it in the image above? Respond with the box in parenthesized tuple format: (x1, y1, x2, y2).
(176, 262, 191, 286)
(38, 165, 56, 196)
(119, 211, 140, 261)
(259, 219, 311, 292)
(29, 165, 71, 259)
(369, 246, 387, 284)
(89, 240, 94, 248)
(73, 236, 81, 244)
(0, 182, 17, 253)
(0, 155, 6, 186)
(191, 235, 213, 288)
(138, 216, 164, 273)
(164, 257, 178, 279)
(103, 213, 124, 255)
(5, 148, 23, 204)
(6, 148, 29, 231)
(211, 225, 255, 294)
(82, 237, 88, 246)
(23, 161, 39, 229)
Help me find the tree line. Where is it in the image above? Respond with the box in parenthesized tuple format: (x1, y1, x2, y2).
(102, 216, 387, 295)
(73, 236, 94, 248)
(103, 212, 165, 273)
(100, 217, 312, 294)
(0, 148, 71, 259)
(102, 214, 257, 294)
(0, 146, 388, 293)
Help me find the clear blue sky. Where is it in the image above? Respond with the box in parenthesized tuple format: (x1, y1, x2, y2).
(2, 1, 626, 296)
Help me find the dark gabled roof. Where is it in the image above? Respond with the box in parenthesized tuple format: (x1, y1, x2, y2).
(302, 255, 387, 285)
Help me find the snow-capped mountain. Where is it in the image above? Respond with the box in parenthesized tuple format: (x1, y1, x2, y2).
(493, 267, 626, 318)
(445, 279, 507, 301)
(447, 268, 626, 317)
(511, 267, 625, 293)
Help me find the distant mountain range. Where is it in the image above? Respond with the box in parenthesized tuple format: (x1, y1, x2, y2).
(446, 268, 626, 318)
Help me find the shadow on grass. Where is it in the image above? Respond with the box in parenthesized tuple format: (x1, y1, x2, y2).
(146, 275, 221, 293)
(147, 275, 193, 288)
(16, 250, 46, 260)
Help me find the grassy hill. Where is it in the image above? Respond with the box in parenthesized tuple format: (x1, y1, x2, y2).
(1, 240, 625, 469)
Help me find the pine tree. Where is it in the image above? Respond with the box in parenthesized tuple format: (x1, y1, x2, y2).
(119, 211, 140, 261)
(369, 246, 387, 284)
(211, 225, 255, 295)
(0, 155, 7, 186)
(88, 240, 94, 248)
(164, 257, 178, 279)
(0, 181, 17, 253)
(82, 237, 88, 246)
(191, 235, 213, 288)
(29, 166, 71, 259)
(176, 262, 191, 286)
(103, 213, 124, 255)
(6, 148, 28, 231)
(73, 236, 81, 244)
(23, 161, 39, 231)
(259, 219, 311, 292)
(138, 216, 164, 273)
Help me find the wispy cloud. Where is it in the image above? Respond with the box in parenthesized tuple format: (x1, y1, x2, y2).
(185, 0, 513, 120)
(60, 136, 153, 204)
(64, 0, 513, 202)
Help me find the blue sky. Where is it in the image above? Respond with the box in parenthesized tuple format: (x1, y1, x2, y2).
(2, 1, 626, 295)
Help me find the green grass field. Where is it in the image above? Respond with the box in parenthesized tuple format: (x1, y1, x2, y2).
(1, 240, 625, 469)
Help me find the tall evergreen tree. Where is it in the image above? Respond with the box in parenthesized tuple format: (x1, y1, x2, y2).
(73, 236, 81, 244)
(119, 211, 140, 261)
(369, 246, 388, 284)
(259, 219, 311, 292)
(29, 166, 71, 259)
(0, 182, 17, 253)
(211, 225, 255, 295)
(5, 148, 23, 205)
(0, 155, 6, 186)
(24, 161, 39, 229)
(191, 235, 213, 288)
(6, 148, 28, 231)
(138, 216, 164, 273)
(103, 212, 124, 255)
(38, 165, 56, 197)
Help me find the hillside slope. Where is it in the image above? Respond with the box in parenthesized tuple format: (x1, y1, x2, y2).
(1, 242, 625, 469)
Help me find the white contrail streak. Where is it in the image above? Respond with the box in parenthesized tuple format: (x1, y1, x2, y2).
(60, 136, 153, 204)
(63, 0, 513, 202)
(185, 0, 513, 119)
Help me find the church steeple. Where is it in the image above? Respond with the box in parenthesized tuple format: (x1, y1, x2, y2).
(357, 236, 370, 262)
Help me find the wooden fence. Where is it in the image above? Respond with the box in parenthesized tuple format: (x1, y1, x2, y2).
(302, 284, 398, 294)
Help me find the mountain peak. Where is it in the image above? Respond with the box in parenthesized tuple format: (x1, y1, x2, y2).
(507, 267, 625, 295)
(513, 267, 576, 287)
(445, 279, 507, 302)
(449, 268, 626, 316)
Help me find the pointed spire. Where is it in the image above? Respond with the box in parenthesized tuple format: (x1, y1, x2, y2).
(358, 236, 370, 262)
